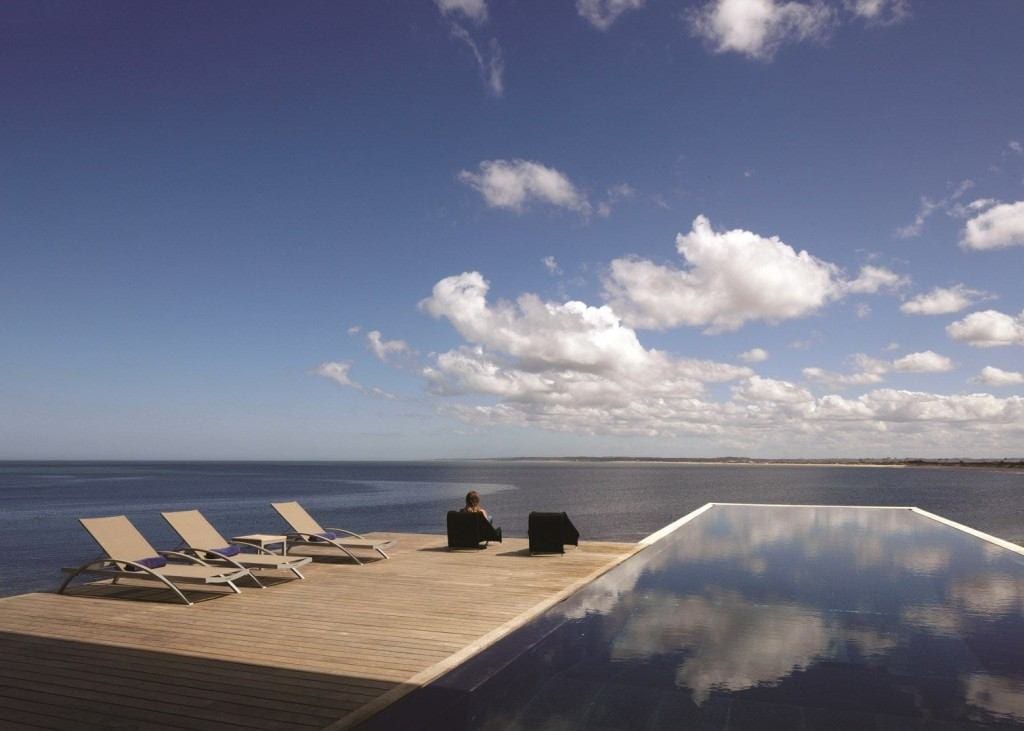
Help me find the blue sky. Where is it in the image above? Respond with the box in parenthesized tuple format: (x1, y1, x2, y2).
(2, 0, 1023, 459)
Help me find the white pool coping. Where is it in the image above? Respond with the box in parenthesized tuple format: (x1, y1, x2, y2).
(640, 502, 1024, 558)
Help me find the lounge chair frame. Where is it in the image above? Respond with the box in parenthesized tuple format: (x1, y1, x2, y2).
(59, 515, 253, 606)
(59, 550, 247, 606)
(161, 509, 312, 584)
(271, 501, 394, 565)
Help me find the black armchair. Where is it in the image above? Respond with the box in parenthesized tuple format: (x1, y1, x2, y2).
(447, 511, 502, 550)
(528, 512, 580, 555)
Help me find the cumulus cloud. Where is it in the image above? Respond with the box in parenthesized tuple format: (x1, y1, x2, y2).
(459, 159, 591, 214)
(576, 0, 645, 30)
(900, 284, 988, 315)
(689, 0, 835, 61)
(974, 366, 1024, 387)
(739, 347, 769, 363)
(366, 330, 412, 363)
(947, 309, 1024, 347)
(961, 200, 1024, 250)
(603, 215, 904, 333)
(891, 350, 954, 373)
(417, 272, 1024, 451)
(312, 361, 360, 389)
(434, 0, 488, 23)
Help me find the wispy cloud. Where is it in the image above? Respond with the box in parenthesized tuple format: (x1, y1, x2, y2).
(448, 24, 504, 96)
(576, 0, 646, 31)
(435, 0, 504, 96)
(895, 179, 974, 239)
(366, 330, 413, 363)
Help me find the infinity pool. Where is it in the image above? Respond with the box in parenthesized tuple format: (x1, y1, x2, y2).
(362, 504, 1024, 729)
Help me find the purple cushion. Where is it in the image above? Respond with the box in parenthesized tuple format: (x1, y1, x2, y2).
(212, 545, 241, 557)
(126, 555, 167, 571)
(317, 531, 337, 541)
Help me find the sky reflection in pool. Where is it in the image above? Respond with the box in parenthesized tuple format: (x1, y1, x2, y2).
(363, 504, 1024, 729)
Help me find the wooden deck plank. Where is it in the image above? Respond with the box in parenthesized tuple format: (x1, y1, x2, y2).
(0, 532, 638, 729)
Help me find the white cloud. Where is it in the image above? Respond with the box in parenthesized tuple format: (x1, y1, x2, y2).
(689, 0, 835, 61)
(418, 272, 1024, 452)
(891, 350, 954, 373)
(947, 309, 1024, 347)
(895, 179, 974, 239)
(841, 264, 909, 294)
(347, 325, 362, 335)
(459, 159, 591, 214)
(448, 24, 504, 96)
(434, 0, 488, 23)
(366, 330, 412, 363)
(603, 215, 903, 333)
(312, 361, 360, 389)
(854, 303, 871, 319)
(900, 284, 987, 316)
(974, 366, 1024, 387)
(576, 0, 645, 30)
(542, 255, 561, 275)
(739, 347, 769, 363)
(1009, 140, 1023, 155)
(845, 0, 908, 25)
(803, 351, 953, 387)
(962, 200, 1024, 250)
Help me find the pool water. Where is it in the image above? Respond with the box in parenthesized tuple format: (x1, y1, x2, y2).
(361, 504, 1024, 729)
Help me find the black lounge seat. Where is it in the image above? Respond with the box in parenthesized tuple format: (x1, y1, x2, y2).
(528, 512, 580, 555)
(447, 511, 502, 550)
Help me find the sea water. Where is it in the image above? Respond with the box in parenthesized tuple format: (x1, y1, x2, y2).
(1, 460, 1022, 596)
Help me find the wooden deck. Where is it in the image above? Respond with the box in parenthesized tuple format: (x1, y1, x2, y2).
(0, 533, 638, 730)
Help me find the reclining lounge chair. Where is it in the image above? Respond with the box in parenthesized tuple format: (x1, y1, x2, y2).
(162, 509, 313, 585)
(528, 512, 580, 555)
(59, 515, 252, 605)
(447, 510, 503, 550)
(271, 501, 395, 565)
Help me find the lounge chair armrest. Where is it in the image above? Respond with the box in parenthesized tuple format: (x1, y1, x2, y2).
(158, 549, 212, 566)
(325, 528, 365, 539)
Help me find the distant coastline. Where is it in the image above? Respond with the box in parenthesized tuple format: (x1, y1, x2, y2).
(489, 457, 1024, 471)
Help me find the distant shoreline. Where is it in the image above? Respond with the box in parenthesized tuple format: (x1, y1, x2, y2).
(484, 457, 1024, 471)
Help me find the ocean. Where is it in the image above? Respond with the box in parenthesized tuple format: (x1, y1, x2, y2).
(1, 460, 1022, 597)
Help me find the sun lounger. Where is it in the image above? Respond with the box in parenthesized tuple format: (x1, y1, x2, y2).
(162, 509, 313, 585)
(271, 501, 394, 564)
(59, 515, 252, 605)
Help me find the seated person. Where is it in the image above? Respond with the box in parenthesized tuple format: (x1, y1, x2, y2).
(461, 490, 493, 523)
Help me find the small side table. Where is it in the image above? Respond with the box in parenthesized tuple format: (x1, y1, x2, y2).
(231, 533, 289, 556)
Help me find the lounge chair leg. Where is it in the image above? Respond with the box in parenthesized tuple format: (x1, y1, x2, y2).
(248, 573, 266, 589)
(289, 567, 305, 579)
(226, 579, 242, 595)
(375, 546, 390, 559)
